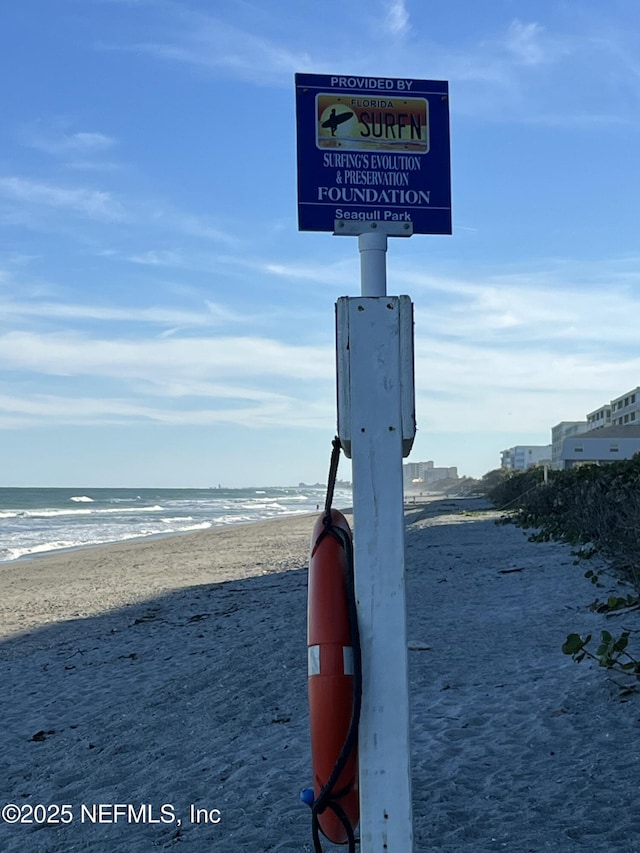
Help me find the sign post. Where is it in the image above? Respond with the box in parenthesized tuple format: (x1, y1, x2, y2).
(296, 73, 451, 852)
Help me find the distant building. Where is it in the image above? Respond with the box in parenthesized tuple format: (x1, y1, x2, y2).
(501, 445, 552, 471)
(507, 385, 640, 476)
(609, 387, 640, 427)
(584, 387, 640, 431)
(560, 425, 640, 469)
(403, 460, 457, 487)
(551, 421, 589, 471)
(403, 461, 432, 483)
(555, 385, 640, 467)
(586, 403, 612, 431)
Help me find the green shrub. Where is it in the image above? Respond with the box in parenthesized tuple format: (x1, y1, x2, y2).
(485, 455, 640, 589)
(562, 630, 640, 676)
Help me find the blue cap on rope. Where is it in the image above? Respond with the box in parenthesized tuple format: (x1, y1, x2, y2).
(300, 787, 315, 807)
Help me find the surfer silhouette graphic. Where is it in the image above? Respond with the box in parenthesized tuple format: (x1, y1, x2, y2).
(322, 107, 354, 136)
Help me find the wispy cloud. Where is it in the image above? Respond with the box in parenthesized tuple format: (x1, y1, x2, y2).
(0, 330, 334, 382)
(24, 129, 117, 157)
(3, 252, 640, 440)
(413, 336, 640, 435)
(0, 329, 337, 429)
(17, 120, 121, 172)
(404, 263, 640, 349)
(384, 0, 410, 38)
(0, 297, 245, 328)
(3, 252, 640, 437)
(0, 173, 237, 247)
(175, 214, 239, 246)
(119, 10, 314, 85)
(127, 249, 185, 267)
(434, 19, 567, 91)
(93, 1, 640, 130)
(263, 257, 357, 287)
(390, 260, 640, 434)
(63, 160, 122, 173)
(0, 390, 335, 429)
(0, 176, 126, 221)
(504, 20, 550, 67)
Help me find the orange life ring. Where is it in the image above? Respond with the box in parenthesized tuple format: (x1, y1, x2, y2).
(307, 509, 359, 844)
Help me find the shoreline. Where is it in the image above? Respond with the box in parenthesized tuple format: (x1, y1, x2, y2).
(0, 496, 472, 644)
(3, 508, 323, 567)
(0, 510, 327, 642)
(0, 484, 350, 566)
(1, 490, 455, 568)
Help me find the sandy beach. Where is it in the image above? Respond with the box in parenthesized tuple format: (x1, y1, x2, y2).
(2, 498, 640, 852)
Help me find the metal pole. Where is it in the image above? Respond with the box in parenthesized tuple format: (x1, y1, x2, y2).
(347, 237, 414, 851)
(358, 230, 388, 296)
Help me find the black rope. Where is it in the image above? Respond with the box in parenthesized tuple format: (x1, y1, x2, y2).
(312, 799, 357, 851)
(323, 436, 342, 519)
(310, 437, 361, 852)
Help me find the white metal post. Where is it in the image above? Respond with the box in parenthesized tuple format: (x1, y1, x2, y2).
(358, 230, 388, 296)
(342, 255, 414, 849)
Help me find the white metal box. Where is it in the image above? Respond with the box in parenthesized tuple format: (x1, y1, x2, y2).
(336, 296, 416, 459)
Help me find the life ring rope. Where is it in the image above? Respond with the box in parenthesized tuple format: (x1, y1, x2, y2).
(308, 437, 362, 852)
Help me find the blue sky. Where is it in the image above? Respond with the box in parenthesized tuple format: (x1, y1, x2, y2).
(1, 0, 640, 487)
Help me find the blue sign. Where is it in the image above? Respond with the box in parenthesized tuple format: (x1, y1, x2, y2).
(295, 74, 452, 235)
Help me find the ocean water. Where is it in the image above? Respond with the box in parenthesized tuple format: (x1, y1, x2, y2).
(0, 485, 351, 563)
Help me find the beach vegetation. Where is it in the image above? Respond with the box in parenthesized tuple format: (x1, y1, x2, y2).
(484, 455, 640, 591)
(588, 592, 640, 613)
(485, 457, 640, 681)
(562, 630, 640, 676)
(479, 468, 514, 494)
(582, 567, 604, 587)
